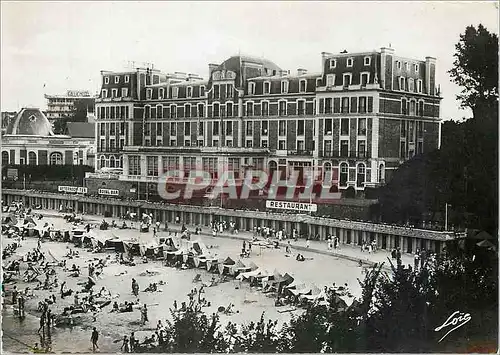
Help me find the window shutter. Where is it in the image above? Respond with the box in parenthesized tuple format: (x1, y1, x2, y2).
(367, 97, 373, 112)
(319, 98, 325, 114)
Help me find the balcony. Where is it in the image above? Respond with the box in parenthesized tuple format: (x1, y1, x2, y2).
(319, 150, 371, 159)
(287, 150, 313, 157)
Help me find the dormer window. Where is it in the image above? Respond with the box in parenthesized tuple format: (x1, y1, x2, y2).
(159, 88, 164, 99)
(404, 62, 409, 71)
(213, 84, 220, 99)
(114, 76, 120, 84)
(417, 79, 423, 93)
(121, 88, 128, 97)
(360, 73, 370, 86)
(263, 82, 271, 95)
(112, 89, 118, 98)
(248, 82, 255, 95)
(342, 73, 352, 87)
(104, 77, 109, 84)
(364, 56, 371, 66)
(125, 75, 130, 83)
(29, 115, 37, 123)
(101, 89, 108, 98)
(187, 87, 193, 98)
(396, 61, 401, 70)
(408, 78, 415, 92)
(414, 64, 419, 73)
(172, 87, 179, 99)
(281, 80, 289, 94)
(329, 59, 337, 69)
(347, 58, 354, 67)
(200, 85, 205, 97)
(146, 88, 152, 100)
(399, 77, 406, 91)
(326, 74, 335, 87)
(316, 78, 322, 87)
(299, 79, 307, 93)
(226, 85, 233, 98)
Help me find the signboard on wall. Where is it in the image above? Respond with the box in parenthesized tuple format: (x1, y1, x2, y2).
(98, 188, 119, 196)
(58, 186, 88, 194)
(265, 200, 317, 213)
(66, 90, 90, 97)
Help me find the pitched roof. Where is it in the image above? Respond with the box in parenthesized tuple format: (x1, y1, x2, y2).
(66, 122, 95, 138)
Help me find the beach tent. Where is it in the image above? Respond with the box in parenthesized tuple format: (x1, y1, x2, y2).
(230, 259, 247, 276)
(2, 215, 18, 226)
(105, 238, 125, 253)
(218, 257, 236, 275)
(476, 239, 497, 251)
(206, 258, 219, 272)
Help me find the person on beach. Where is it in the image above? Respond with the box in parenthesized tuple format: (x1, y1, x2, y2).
(11, 285, 18, 305)
(38, 311, 46, 333)
(141, 304, 149, 325)
(121, 336, 130, 353)
(91, 327, 99, 352)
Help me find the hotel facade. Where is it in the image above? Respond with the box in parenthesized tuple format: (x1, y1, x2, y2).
(92, 47, 442, 201)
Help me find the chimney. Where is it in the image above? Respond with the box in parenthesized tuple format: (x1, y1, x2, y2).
(321, 52, 333, 69)
(425, 56, 436, 96)
(297, 68, 308, 76)
(208, 63, 219, 78)
(380, 47, 395, 90)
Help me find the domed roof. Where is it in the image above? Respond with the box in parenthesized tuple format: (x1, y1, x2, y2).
(4, 108, 54, 136)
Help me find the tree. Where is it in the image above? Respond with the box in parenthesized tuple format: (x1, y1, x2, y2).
(448, 24, 498, 114)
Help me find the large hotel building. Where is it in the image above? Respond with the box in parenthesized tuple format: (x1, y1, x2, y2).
(91, 47, 441, 203)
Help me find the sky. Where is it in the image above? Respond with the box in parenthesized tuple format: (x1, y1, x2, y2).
(1, 1, 498, 120)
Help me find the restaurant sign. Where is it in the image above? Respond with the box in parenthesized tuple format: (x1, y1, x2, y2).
(265, 200, 317, 212)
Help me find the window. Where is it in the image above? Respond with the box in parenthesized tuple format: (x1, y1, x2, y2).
(129, 155, 141, 176)
(213, 121, 219, 136)
(170, 122, 177, 135)
(184, 157, 197, 173)
(114, 76, 120, 84)
(262, 101, 269, 116)
(122, 88, 128, 97)
(396, 61, 401, 70)
(28, 152, 37, 165)
(347, 58, 353, 67)
(278, 120, 286, 136)
(170, 139, 177, 146)
(281, 80, 289, 94)
(213, 103, 220, 118)
(409, 121, 415, 142)
(187, 86, 193, 98)
(100, 138, 105, 151)
(157, 105, 163, 119)
(419, 101, 424, 117)
(326, 74, 335, 87)
(158, 88, 164, 99)
(146, 89, 152, 100)
(340, 162, 348, 187)
(264, 82, 271, 94)
(399, 77, 406, 91)
(343, 73, 351, 87)
(409, 78, 415, 92)
(198, 122, 204, 136)
(49, 152, 63, 165)
(357, 141, 366, 158)
(144, 123, 150, 136)
(172, 87, 179, 99)
(246, 121, 253, 135)
(226, 102, 233, 117)
(409, 100, 416, 116)
(297, 100, 305, 116)
(341, 97, 350, 113)
(99, 155, 106, 169)
(261, 139, 268, 148)
(401, 99, 408, 115)
(248, 82, 255, 95)
(404, 62, 409, 71)
(341, 118, 349, 135)
(329, 59, 337, 68)
(104, 76, 109, 84)
(226, 121, 233, 136)
(110, 122, 116, 135)
(357, 163, 365, 187)
(299, 80, 307, 93)
(358, 118, 367, 135)
(400, 141, 406, 158)
(170, 105, 177, 119)
(316, 78, 322, 87)
(144, 106, 151, 119)
(364, 56, 371, 66)
(297, 140, 305, 152)
(325, 98, 332, 114)
(163, 156, 179, 173)
(198, 104, 205, 118)
(261, 120, 268, 136)
(184, 139, 191, 146)
(246, 140, 253, 148)
(340, 140, 349, 157)
(359, 97, 367, 113)
(417, 80, 423, 93)
(200, 85, 205, 97)
(120, 138, 125, 149)
(184, 122, 191, 136)
(325, 118, 332, 134)
(246, 102, 254, 116)
(279, 101, 287, 116)
(417, 141, 423, 154)
(100, 123, 106, 136)
(297, 120, 305, 135)
(278, 140, 286, 150)
(125, 75, 130, 83)
(361, 73, 369, 86)
(400, 120, 407, 137)
(112, 89, 118, 98)
(212, 139, 219, 147)
(226, 85, 233, 98)
(213, 85, 220, 99)
(109, 139, 116, 150)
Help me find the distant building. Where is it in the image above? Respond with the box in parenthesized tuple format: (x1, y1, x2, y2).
(44, 90, 96, 122)
(1, 111, 17, 134)
(1, 108, 95, 167)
